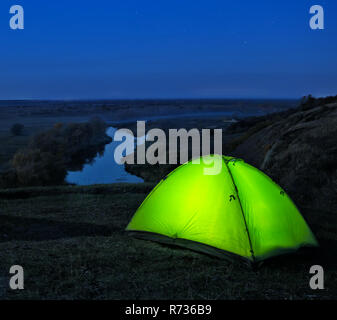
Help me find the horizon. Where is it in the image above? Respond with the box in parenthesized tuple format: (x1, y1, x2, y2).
(0, 97, 304, 107)
(0, 97, 301, 102)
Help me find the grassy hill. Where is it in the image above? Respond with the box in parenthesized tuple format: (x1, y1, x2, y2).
(0, 183, 336, 299)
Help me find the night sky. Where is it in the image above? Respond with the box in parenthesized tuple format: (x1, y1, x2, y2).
(0, 0, 336, 99)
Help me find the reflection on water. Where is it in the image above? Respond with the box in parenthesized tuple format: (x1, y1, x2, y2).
(66, 127, 143, 185)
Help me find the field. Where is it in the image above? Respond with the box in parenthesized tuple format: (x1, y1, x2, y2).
(0, 183, 336, 300)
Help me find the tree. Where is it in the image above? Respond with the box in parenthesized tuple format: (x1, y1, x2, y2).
(90, 116, 106, 136)
(12, 148, 66, 186)
(10, 123, 24, 136)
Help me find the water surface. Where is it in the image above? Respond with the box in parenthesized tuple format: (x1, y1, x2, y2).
(66, 127, 143, 185)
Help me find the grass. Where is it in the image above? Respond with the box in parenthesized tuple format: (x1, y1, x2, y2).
(0, 183, 336, 300)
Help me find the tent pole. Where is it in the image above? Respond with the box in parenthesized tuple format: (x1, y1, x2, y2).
(225, 160, 256, 264)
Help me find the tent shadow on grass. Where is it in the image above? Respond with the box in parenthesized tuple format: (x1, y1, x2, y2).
(133, 235, 337, 271)
(263, 239, 337, 269)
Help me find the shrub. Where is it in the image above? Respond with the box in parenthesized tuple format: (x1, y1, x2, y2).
(0, 169, 18, 188)
(90, 116, 107, 136)
(10, 123, 24, 136)
(11, 148, 66, 187)
(53, 122, 64, 129)
(300, 94, 337, 110)
(8, 119, 109, 187)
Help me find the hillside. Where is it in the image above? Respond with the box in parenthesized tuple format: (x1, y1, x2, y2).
(230, 98, 337, 216)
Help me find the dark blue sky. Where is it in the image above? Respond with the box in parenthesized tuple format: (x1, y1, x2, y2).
(0, 0, 336, 99)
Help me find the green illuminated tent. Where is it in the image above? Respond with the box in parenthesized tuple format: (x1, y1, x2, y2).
(126, 155, 318, 264)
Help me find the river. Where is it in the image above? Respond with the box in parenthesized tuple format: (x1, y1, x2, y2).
(66, 127, 144, 185)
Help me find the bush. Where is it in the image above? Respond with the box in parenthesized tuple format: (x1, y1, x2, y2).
(7, 120, 109, 187)
(53, 122, 64, 130)
(0, 169, 18, 188)
(90, 116, 107, 136)
(300, 94, 337, 110)
(10, 123, 24, 136)
(11, 149, 66, 187)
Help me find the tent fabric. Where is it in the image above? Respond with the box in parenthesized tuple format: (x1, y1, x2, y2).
(126, 155, 318, 263)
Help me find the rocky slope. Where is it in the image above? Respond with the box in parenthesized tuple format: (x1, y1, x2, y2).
(231, 97, 337, 215)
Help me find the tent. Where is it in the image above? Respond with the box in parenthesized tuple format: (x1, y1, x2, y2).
(126, 155, 318, 264)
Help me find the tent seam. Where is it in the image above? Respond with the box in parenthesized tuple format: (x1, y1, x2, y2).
(225, 159, 256, 263)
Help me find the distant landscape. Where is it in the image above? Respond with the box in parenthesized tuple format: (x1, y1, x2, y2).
(0, 99, 298, 187)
